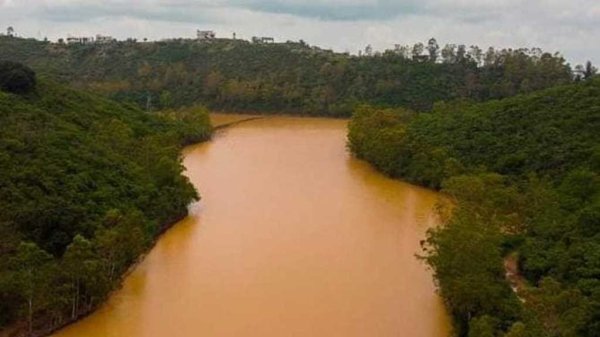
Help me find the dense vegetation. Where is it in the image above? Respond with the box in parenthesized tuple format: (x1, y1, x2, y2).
(348, 77, 600, 336)
(0, 36, 577, 116)
(0, 61, 36, 94)
(0, 63, 212, 335)
(1, 34, 597, 336)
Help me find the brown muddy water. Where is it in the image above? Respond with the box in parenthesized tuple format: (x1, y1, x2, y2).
(53, 115, 451, 337)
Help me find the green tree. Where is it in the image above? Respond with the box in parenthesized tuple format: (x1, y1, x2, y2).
(412, 42, 424, 60)
(503, 322, 527, 337)
(159, 90, 173, 108)
(62, 235, 102, 319)
(10, 242, 53, 334)
(584, 61, 597, 79)
(427, 38, 439, 62)
(422, 206, 520, 334)
(523, 278, 590, 337)
(468, 316, 497, 337)
(0, 61, 36, 94)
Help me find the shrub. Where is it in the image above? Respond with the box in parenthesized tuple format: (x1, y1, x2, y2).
(0, 61, 36, 94)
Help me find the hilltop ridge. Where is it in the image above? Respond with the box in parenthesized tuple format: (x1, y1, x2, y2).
(0, 36, 574, 116)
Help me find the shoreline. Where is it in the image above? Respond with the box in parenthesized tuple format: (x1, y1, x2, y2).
(1, 209, 193, 337)
(1, 117, 217, 337)
(12, 112, 264, 337)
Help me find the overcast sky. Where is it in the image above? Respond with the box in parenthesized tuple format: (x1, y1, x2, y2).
(1, 0, 598, 65)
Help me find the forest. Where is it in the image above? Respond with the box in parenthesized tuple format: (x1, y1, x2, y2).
(0, 36, 579, 116)
(1, 33, 599, 337)
(0, 61, 212, 335)
(348, 77, 600, 336)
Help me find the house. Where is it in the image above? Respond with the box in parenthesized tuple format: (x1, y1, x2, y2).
(95, 34, 114, 44)
(197, 30, 216, 41)
(66, 36, 93, 44)
(252, 36, 275, 44)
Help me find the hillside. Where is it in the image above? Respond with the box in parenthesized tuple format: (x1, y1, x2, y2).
(349, 78, 600, 188)
(0, 64, 212, 335)
(348, 78, 600, 336)
(0, 36, 573, 116)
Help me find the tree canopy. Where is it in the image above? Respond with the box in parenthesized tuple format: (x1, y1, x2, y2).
(0, 36, 575, 116)
(0, 73, 212, 334)
(348, 78, 600, 336)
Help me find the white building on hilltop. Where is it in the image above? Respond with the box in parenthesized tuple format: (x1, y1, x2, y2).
(252, 36, 274, 44)
(66, 36, 94, 44)
(95, 34, 114, 44)
(197, 30, 216, 41)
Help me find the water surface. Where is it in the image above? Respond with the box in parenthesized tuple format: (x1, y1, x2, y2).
(54, 116, 451, 337)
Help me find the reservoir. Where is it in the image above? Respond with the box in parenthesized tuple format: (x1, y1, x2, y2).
(53, 116, 451, 337)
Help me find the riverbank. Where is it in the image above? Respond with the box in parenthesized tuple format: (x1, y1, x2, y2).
(346, 79, 600, 336)
(3, 112, 288, 337)
(0, 94, 213, 337)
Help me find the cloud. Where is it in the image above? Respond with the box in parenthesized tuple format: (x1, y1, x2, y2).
(230, 0, 424, 21)
(0, 0, 223, 24)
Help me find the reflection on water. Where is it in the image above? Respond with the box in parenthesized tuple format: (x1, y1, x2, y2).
(53, 116, 451, 337)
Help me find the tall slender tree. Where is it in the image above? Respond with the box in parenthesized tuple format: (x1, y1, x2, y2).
(11, 242, 53, 334)
(427, 38, 440, 63)
(584, 61, 597, 79)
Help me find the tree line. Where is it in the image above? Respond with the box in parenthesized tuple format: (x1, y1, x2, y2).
(348, 77, 600, 336)
(0, 36, 589, 116)
(0, 62, 212, 335)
